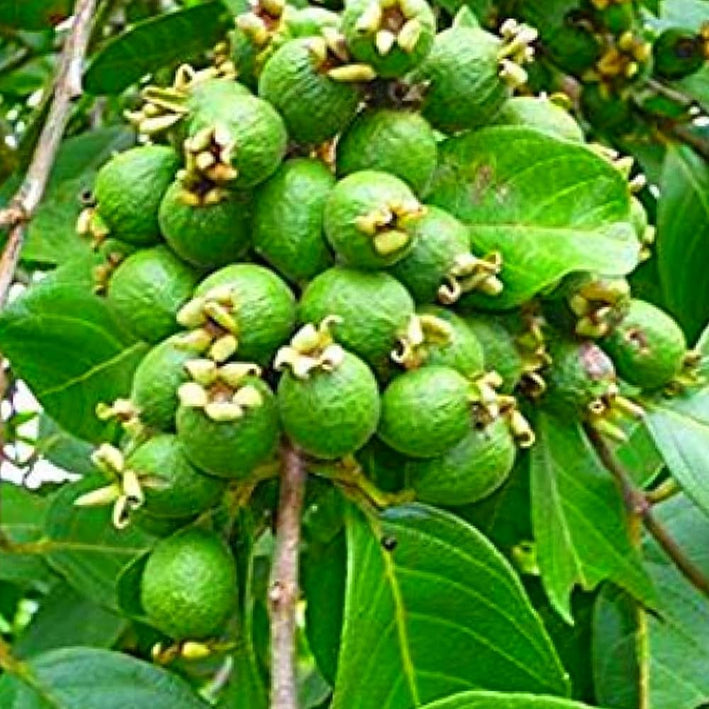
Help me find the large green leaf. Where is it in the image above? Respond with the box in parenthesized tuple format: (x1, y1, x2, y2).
(530, 415, 655, 622)
(0, 647, 208, 708)
(84, 2, 229, 95)
(22, 127, 133, 266)
(644, 388, 709, 519)
(331, 503, 569, 708)
(0, 483, 55, 587)
(0, 262, 149, 442)
(643, 495, 709, 709)
(43, 478, 154, 611)
(36, 415, 95, 477)
(420, 691, 597, 708)
(426, 126, 638, 309)
(14, 582, 127, 658)
(657, 145, 709, 342)
(591, 585, 640, 709)
(302, 531, 347, 685)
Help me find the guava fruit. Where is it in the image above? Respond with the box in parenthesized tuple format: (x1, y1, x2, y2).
(407, 416, 516, 505)
(183, 93, 288, 189)
(378, 365, 472, 457)
(394, 305, 485, 379)
(411, 20, 536, 133)
(107, 245, 200, 344)
(178, 264, 297, 365)
(276, 321, 380, 458)
(140, 527, 237, 639)
(324, 170, 424, 268)
(543, 338, 618, 418)
(341, 0, 435, 78)
(252, 158, 335, 284)
(92, 145, 179, 246)
(463, 315, 525, 394)
(601, 299, 688, 389)
(123, 335, 196, 432)
(336, 108, 437, 194)
(258, 36, 362, 145)
(158, 181, 251, 269)
(126, 434, 226, 518)
(389, 205, 502, 304)
(299, 266, 415, 376)
(177, 372, 279, 478)
(580, 83, 633, 132)
(653, 28, 706, 80)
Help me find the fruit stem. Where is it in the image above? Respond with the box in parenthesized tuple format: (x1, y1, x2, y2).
(268, 439, 307, 709)
(585, 424, 709, 601)
(310, 458, 415, 508)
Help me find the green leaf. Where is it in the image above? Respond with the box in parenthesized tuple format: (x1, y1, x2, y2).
(22, 127, 134, 266)
(643, 495, 709, 709)
(36, 415, 95, 477)
(530, 415, 656, 622)
(0, 483, 54, 587)
(84, 2, 229, 95)
(302, 531, 346, 685)
(419, 690, 597, 708)
(218, 508, 268, 709)
(649, 0, 709, 30)
(426, 126, 638, 309)
(644, 388, 709, 519)
(0, 0, 72, 30)
(0, 647, 209, 708)
(14, 582, 127, 658)
(657, 145, 709, 342)
(43, 478, 154, 611)
(331, 502, 569, 708)
(591, 585, 640, 709)
(0, 263, 149, 443)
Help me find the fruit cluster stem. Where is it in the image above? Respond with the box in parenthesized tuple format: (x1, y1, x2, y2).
(586, 425, 709, 600)
(268, 439, 307, 709)
(0, 0, 98, 307)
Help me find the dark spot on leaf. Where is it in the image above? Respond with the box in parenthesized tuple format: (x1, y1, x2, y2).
(381, 535, 397, 551)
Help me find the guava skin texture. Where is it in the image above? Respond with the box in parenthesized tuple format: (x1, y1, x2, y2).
(252, 158, 335, 284)
(259, 38, 361, 145)
(336, 108, 438, 195)
(94, 145, 179, 246)
(543, 339, 617, 418)
(278, 351, 381, 459)
(107, 245, 201, 344)
(412, 26, 507, 133)
(388, 205, 471, 304)
(130, 335, 194, 431)
(299, 266, 415, 377)
(126, 434, 226, 518)
(176, 378, 280, 479)
(324, 170, 422, 269)
(195, 264, 297, 365)
(158, 182, 252, 269)
(407, 416, 516, 506)
(140, 528, 237, 640)
(601, 299, 687, 389)
(378, 365, 472, 458)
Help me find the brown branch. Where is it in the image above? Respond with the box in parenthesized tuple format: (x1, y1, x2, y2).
(586, 425, 709, 600)
(268, 440, 307, 709)
(0, 0, 98, 307)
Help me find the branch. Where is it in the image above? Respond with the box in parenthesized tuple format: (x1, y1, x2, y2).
(586, 425, 709, 600)
(268, 440, 307, 709)
(0, 0, 98, 307)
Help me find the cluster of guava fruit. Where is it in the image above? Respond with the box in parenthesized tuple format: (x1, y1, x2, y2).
(72, 0, 702, 646)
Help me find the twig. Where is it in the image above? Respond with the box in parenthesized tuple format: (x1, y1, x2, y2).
(665, 122, 709, 162)
(268, 440, 307, 709)
(0, 0, 98, 307)
(586, 425, 709, 600)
